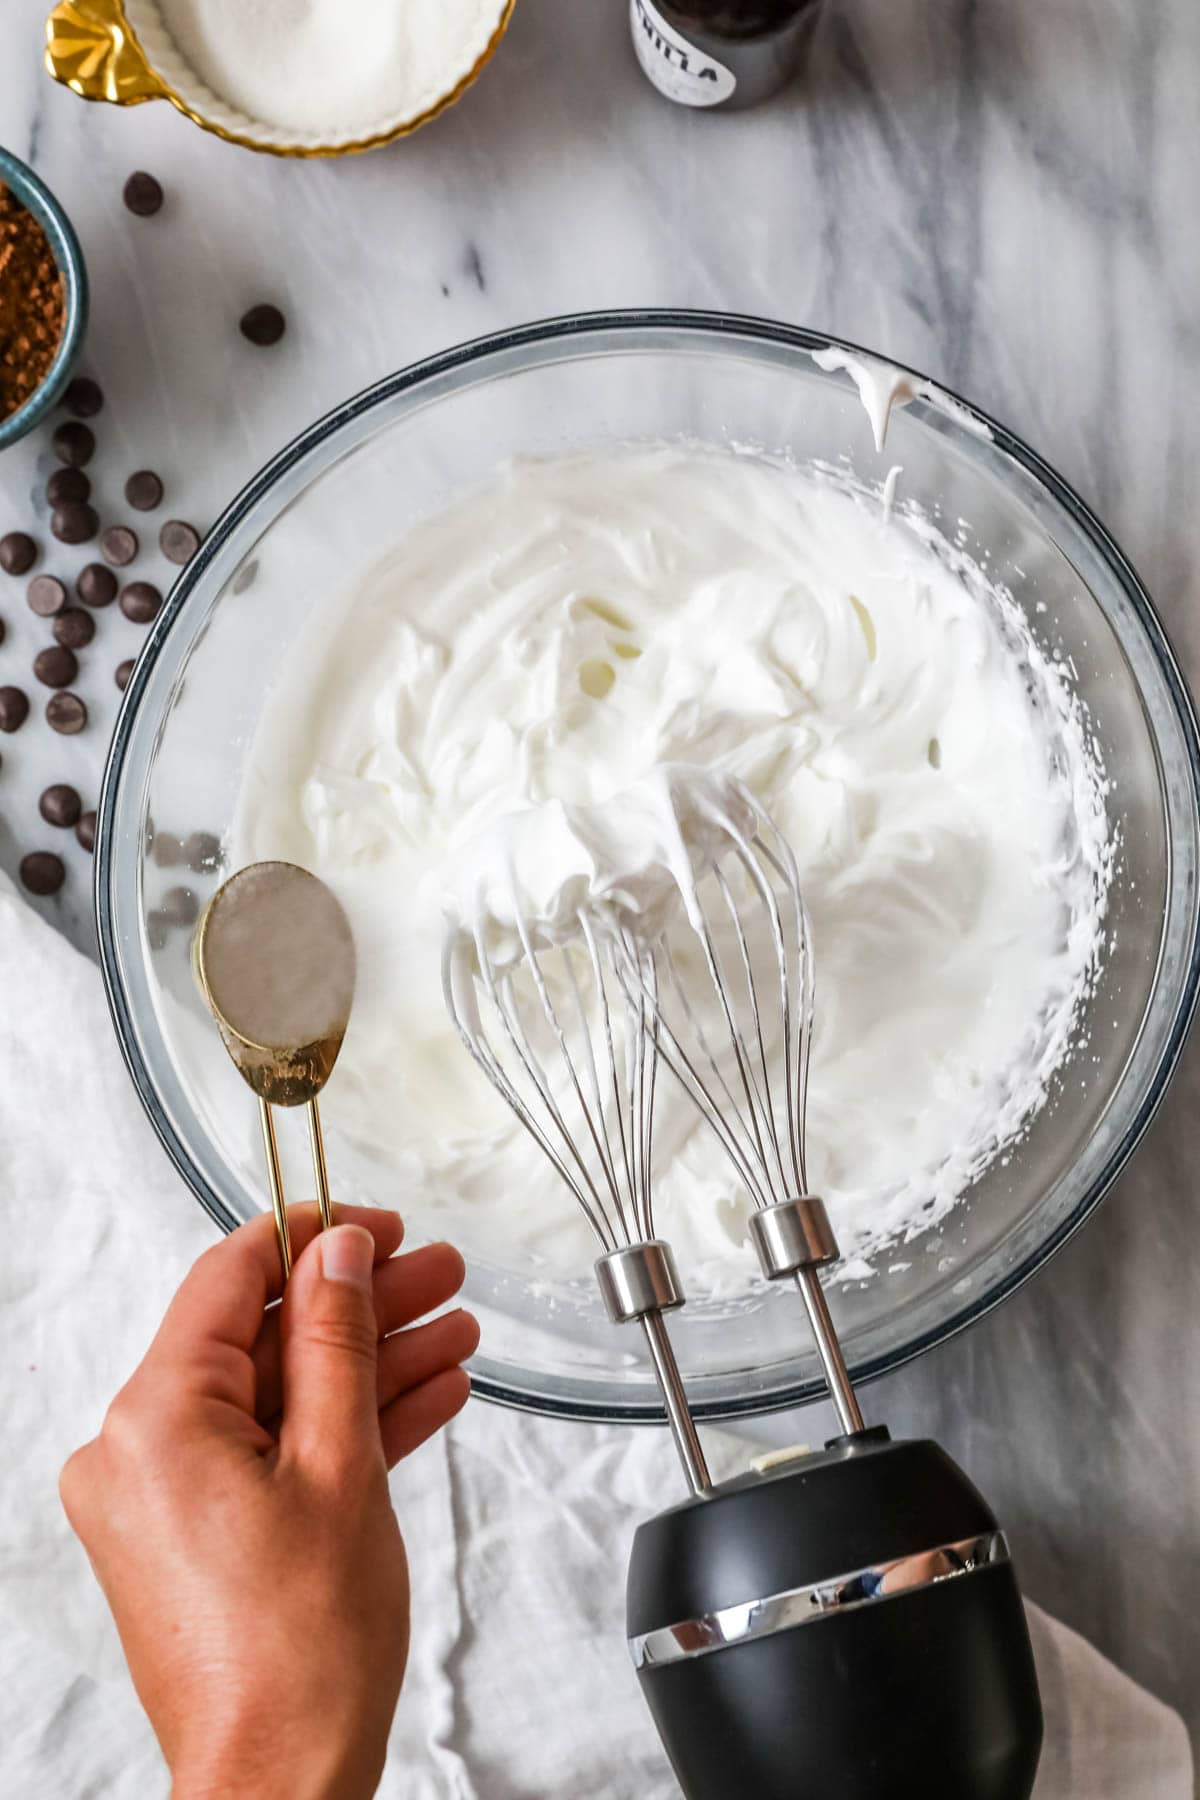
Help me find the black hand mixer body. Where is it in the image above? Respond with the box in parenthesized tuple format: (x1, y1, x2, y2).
(628, 1432, 1043, 1800)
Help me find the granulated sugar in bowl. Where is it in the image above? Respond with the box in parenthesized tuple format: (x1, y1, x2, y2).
(45, 0, 515, 157)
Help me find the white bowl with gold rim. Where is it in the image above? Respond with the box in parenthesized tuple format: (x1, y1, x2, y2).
(45, 0, 515, 158)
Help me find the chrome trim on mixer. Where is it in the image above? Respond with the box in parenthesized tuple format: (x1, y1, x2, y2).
(629, 1530, 1009, 1667)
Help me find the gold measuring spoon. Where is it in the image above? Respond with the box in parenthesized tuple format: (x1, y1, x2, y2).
(193, 861, 356, 1281)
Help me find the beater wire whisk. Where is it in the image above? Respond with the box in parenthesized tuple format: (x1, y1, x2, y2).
(612, 789, 866, 1439)
(444, 906, 712, 1493)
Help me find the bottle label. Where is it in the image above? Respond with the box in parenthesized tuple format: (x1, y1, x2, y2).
(630, 0, 738, 108)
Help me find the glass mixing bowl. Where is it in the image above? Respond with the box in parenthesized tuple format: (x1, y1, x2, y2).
(96, 312, 1200, 1422)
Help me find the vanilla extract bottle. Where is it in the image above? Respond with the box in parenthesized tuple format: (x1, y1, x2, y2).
(630, 0, 820, 110)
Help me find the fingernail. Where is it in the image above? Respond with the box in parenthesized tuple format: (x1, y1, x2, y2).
(319, 1225, 374, 1290)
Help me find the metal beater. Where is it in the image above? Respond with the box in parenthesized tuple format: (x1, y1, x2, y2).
(607, 785, 867, 1434)
(443, 907, 711, 1494)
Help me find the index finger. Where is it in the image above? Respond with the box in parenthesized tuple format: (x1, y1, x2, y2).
(143, 1203, 405, 1384)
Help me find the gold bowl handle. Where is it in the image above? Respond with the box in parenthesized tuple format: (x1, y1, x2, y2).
(45, 0, 167, 105)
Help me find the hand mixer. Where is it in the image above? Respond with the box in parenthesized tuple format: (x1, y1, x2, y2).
(445, 787, 1044, 1800)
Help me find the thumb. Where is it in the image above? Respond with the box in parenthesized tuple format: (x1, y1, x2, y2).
(280, 1224, 384, 1479)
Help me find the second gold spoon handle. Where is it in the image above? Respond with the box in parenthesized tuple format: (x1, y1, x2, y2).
(306, 1097, 334, 1233)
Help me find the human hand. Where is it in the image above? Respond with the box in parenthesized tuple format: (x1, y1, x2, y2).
(60, 1205, 478, 1800)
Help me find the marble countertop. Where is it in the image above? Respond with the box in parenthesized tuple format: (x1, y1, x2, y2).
(3, 0, 1199, 1759)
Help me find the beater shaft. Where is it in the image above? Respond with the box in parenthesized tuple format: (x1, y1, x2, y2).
(641, 1312, 712, 1495)
(793, 1269, 864, 1438)
(597, 1241, 712, 1494)
(748, 1195, 865, 1435)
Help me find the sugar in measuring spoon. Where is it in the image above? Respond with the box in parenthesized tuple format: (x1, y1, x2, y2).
(193, 861, 356, 1280)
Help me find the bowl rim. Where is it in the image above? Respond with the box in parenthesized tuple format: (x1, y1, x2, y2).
(0, 147, 89, 447)
(95, 308, 1200, 1422)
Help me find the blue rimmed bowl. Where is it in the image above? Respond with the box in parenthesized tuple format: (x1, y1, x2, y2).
(0, 147, 88, 449)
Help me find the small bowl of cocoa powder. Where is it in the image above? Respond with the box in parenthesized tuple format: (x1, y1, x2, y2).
(0, 147, 88, 451)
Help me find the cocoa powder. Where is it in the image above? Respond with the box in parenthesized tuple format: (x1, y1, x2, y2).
(0, 183, 65, 422)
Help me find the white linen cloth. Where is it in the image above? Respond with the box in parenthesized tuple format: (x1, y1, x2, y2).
(0, 873, 1191, 1799)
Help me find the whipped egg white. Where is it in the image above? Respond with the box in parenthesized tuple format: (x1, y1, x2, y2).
(436, 762, 757, 968)
(233, 446, 1111, 1292)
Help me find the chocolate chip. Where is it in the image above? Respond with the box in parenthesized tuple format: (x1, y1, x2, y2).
(159, 519, 200, 565)
(51, 501, 99, 545)
(47, 468, 90, 506)
(52, 420, 95, 467)
(160, 883, 199, 925)
(78, 563, 117, 608)
(115, 658, 134, 691)
(185, 830, 222, 872)
(146, 909, 172, 951)
(76, 810, 97, 853)
(46, 691, 87, 734)
(63, 376, 103, 418)
(125, 469, 163, 512)
(27, 574, 66, 617)
(39, 783, 82, 827)
(0, 531, 37, 575)
(53, 607, 95, 649)
(120, 580, 162, 624)
(123, 171, 163, 217)
(20, 851, 65, 896)
(154, 831, 187, 867)
(100, 525, 138, 567)
(34, 646, 78, 688)
(0, 686, 29, 731)
(239, 304, 286, 347)
(0, 618, 5, 647)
